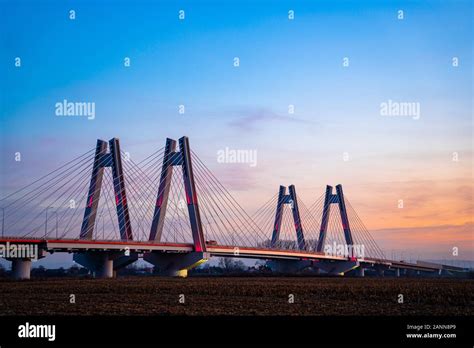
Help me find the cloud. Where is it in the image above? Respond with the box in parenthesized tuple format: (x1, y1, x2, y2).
(372, 222, 474, 259)
(347, 178, 473, 230)
(208, 165, 261, 191)
(228, 107, 314, 131)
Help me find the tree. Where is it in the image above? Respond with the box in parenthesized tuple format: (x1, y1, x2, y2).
(232, 260, 246, 271)
(68, 265, 81, 275)
(218, 258, 247, 272)
(218, 257, 233, 270)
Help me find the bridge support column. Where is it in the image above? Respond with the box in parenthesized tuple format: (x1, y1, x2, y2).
(395, 268, 400, 277)
(438, 269, 448, 277)
(376, 268, 385, 277)
(144, 252, 209, 277)
(97, 258, 113, 278)
(316, 260, 359, 276)
(73, 251, 138, 278)
(357, 267, 365, 277)
(11, 259, 32, 280)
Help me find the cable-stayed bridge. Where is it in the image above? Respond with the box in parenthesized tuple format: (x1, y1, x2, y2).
(0, 136, 465, 279)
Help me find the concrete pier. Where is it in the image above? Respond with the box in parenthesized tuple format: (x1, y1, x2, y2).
(317, 260, 359, 276)
(144, 251, 209, 278)
(11, 259, 32, 280)
(73, 251, 137, 278)
(95, 258, 113, 278)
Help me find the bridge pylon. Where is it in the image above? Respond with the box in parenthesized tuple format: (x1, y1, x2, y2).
(316, 184, 354, 252)
(75, 138, 136, 278)
(148, 136, 206, 252)
(145, 136, 208, 277)
(79, 138, 133, 241)
(270, 185, 306, 250)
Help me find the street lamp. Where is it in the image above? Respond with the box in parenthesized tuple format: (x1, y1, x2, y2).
(100, 213, 105, 240)
(45, 207, 58, 239)
(45, 208, 49, 238)
(54, 212, 58, 239)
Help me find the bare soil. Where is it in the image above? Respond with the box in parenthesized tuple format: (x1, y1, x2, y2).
(0, 277, 472, 316)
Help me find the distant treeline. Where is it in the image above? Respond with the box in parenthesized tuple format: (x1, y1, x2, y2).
(0, 258, 272, 278)
(0, 264, 90, 278)
(1, 259, 472, 279)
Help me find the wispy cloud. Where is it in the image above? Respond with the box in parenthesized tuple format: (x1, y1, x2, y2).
(210, 165, 261, 191)
(228, 107, 314, 131)
(348, 178, 473, 230)
(372, 222, 474, 260)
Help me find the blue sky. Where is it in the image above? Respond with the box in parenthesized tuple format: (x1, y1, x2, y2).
(0, 0, 472, 265)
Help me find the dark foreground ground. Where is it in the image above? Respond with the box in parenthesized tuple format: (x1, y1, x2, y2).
(0, 277, 472, 316)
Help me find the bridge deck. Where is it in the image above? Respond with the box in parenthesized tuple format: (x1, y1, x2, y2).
(0, 237, 457, 273)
